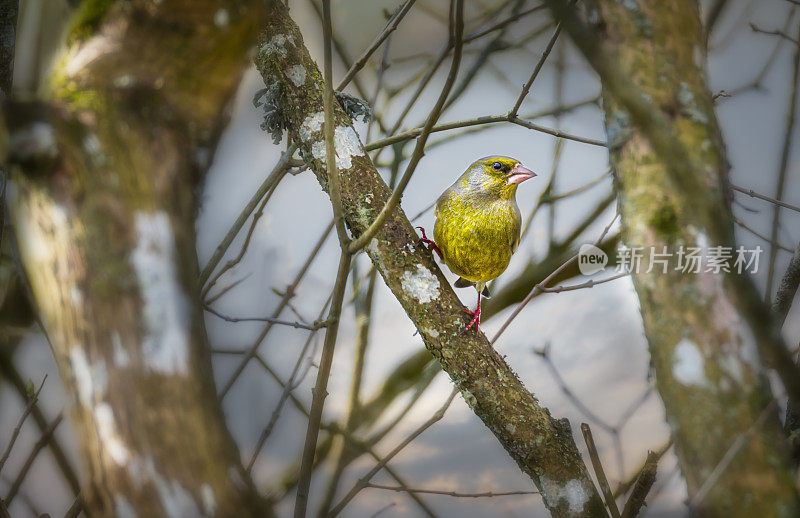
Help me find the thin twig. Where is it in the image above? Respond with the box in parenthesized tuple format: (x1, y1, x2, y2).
(365, 112, 605, 151)
(293, 2, 354, 514)
(329, 389, 458, 517)
(202, 304, 328, 330)
(620, 449, 659, 518)
(337, 0, 417, 91)
(492, 212, 618, 344)
(538, 272, 629, 293)
(464, 4, 546, 42)
(4, 413, 62, 505)
(614, 440, 671, 498)
(734, 218, 793, 253)
(750, 22, 800, 45)
(509, 23, 562, 117)
(689, 400, 778, 510)
(348, 0, 465, 253)
(543, 168, 611, 203)
(0, 376, 46, 476)
(316, 268, 379, 515)
(218, 221, 334, 399)
(765, 20, 800, 300)
(581, 423, 621, 518)
(246, 297, 331, 473)
(731, 184, 800, 214)
(366, 483, 538, 498)
(199, 146, 296, 286)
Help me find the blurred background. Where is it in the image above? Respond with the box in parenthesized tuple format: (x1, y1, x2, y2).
(2, 0, 799, 516)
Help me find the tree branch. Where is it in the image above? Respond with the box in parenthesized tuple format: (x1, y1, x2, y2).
(255, 2, 608, 516)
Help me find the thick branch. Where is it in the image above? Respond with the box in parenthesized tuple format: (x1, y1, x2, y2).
(546, 1, 800, 514)
(3, 0, 273, 515)
(255, 2, 607, 516)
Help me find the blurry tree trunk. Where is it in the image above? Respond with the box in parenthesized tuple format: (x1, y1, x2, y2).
(1, 1, 274, 515)
(547, 1, 800, 515)
(256, 2, 609, 517)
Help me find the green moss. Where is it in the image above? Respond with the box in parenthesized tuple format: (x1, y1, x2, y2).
(68, 0, 116, 44)
(648, 203, 679, 236)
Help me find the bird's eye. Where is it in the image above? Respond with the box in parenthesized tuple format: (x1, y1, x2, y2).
(492, 162, 502, 171)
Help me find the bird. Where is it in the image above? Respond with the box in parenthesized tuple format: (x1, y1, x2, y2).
(416, 155, 536, 333)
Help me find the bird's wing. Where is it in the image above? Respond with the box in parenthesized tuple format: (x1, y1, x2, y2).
(510, 205, 522, 254)
(454, 277, 473, 288)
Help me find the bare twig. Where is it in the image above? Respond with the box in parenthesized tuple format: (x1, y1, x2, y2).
(337, 0, 417, 90)
(316, 268, 379, 515)
(614, 440, 671, 498)
(731, 184, 800, 214)
(750, 22, 800, 45)
(329, 389, 458, 517)
(492, 212, 619, 344)
(581, 424, 621, 518)
(0, 353, 79, 495)
(765, 20, 800, 300)
(0, 376, 46, 476)
(509, 23, 562, 117)
(246, 297, 331, 473)
(369, 502, 396, 518)
(199, 146, 296, 286)
(734, 218, 793, 253)
(348, 0, 465, 253)
(538, 272, 629, 293)
(365, 112, 605, 152)
(4, 412, 62, 505)
(294, 1, 354, 514)
(620, 450, 659, 518)
(688, 400, 778, 510)
(464, 4, 546, 42)
(218, 221, 334, 399)
(203, 304, 328, 330)
(366, 483, 538, 498)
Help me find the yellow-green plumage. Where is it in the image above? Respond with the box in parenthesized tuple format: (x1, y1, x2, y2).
(433, 156, 530, 292)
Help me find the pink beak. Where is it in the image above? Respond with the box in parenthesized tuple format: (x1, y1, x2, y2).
(507, 164, 536, 185)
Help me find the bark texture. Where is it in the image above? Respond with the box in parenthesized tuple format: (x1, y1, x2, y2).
(255, 2, 608, 517)
(552, 1, 799, 515)
(2, 1, 273, 515)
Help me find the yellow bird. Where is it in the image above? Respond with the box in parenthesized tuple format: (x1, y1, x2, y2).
(417, 156, 536, 332)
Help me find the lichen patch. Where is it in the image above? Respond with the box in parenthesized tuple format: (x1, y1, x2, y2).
(286, 65, 307, 87)
(672, 338, 706, 387)
(94, 402, 130, 465)
(260, 33, 292, 58)
(541, 477, 589, 514)
(401, 265, 440, 303)
(130, 212, 190, 375)
(299, 111, 325, 141)
(311, 126, 365, 170)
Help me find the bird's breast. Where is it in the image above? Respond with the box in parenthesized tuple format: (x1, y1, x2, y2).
(433, 192, 521, 283)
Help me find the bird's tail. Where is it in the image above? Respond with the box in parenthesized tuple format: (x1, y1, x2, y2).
(454, 277, 491, 298)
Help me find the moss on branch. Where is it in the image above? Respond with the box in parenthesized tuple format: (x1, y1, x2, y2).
(556, 1, 800, 515)
(254, 3, 608, 516)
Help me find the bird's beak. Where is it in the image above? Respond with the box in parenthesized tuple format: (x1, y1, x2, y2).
(507, 164, 536, 185)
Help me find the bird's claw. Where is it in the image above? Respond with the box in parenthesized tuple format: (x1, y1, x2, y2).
(459, 306, 481, 334)
(415, 226, 443, 261)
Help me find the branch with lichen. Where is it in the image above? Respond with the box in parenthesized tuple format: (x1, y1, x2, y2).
(545, 0, 800, 514)
(1, 0, 276, 515)
(254, 2, 608, 516)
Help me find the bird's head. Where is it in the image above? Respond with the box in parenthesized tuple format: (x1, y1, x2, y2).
(460, 156, 536, 200)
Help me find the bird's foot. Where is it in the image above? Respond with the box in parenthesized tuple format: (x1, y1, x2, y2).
(459, 305, 481, 334)
(415, 226, 443, 261)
